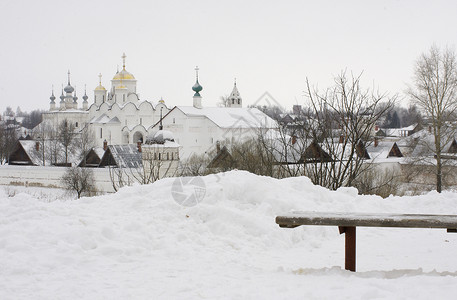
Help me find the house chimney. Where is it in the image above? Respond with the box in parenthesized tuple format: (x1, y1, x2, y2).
(339, 135, 344, 143)
(137, 141, 142, 153)
(216, 141, 221, 154)
(375, 124, 379, 131)
(291, 135, 297, 145)
(374, 137, 379, 147)
(35, 141, 40, 151)
(103, 139, 108, 151)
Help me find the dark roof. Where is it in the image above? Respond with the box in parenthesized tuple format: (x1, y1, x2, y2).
(388, 142, 403, 158)
(79, 147, 105, 167)
(207, 146, 236, 169)
(375, 129, 386, 137)
(99, 144, 142, 168)
(8, 140, 43, 166)
(356, 141, 370, 159)
(302, 141, 332, 163)
(449, 139, 457, 154)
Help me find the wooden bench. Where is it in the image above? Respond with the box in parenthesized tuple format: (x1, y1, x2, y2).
(276, 212, 457, 272)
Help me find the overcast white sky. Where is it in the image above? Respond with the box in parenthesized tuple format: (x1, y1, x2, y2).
(0, 0, 456, 113)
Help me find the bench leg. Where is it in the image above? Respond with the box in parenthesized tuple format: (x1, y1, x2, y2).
(339, 226, 356, 272)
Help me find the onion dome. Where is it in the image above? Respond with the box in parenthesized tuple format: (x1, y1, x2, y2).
(112, 53, 135, 80)
(192, 66, 203, 96)
(50, 90, 56, 103)
(158, 97, 165, 104)
(64, 70, 74, 93)
(145, 130, 175, 145)
(60, 89, 65, 102)
(64, 83, 74, 93)
(73, 90, 78, 102)
(95, 73, 106, 91)
(82, 90, 88, 102)
(112, 69, 135, 80)
(192, 80, 203, 96)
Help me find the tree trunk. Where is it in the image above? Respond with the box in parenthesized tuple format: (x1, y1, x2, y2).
(436, 159, 442, 193)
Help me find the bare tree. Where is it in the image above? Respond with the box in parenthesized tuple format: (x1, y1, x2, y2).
(108, 165, 132, 192)
(180, 153, 211, 176)
(304, 71, 396, 190)
(32, 121, 52, 166)
(48, 125, 62, 165)
(0, 122, 19, 164)
(108, 147, 178, 191)
(352, 164, 403, 198)
(58, 119, 76, 165)
(217, 95, 230, 107)
(76, 124, 95, 166)
(61, 167, 95, 198)
(408, 45, 457, 193)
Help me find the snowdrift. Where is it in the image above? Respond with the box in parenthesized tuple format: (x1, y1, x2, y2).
(1, 171, 457, 299)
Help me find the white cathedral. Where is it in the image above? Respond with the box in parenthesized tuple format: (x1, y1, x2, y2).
(41, 54, 276, 159)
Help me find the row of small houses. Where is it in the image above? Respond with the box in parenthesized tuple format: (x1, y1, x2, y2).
(8, 130, 181, 172)
(9, 140, 144, 169)
(8, 124, 457, 190)
(10, 129, 453, 169)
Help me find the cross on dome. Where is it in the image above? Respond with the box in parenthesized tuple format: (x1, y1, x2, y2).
(122, 53, 127, 70)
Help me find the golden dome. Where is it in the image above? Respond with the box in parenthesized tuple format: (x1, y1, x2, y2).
(113, 69, 135, 80)
(95, 85, 106, 91)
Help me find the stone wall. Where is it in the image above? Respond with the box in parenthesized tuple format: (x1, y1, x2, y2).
(0, 165, 116, 193)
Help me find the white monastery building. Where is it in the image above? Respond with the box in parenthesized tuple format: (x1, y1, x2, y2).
(40, 54, 276, 159)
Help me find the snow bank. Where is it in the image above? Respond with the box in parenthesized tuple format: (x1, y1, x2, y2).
(1, 171, 457, 299)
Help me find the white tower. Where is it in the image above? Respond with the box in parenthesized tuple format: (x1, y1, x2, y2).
(111, 53, 137, 103)
(63, 70, 75, 110)
(227, 79, 242, 108)
(94, 73, 107, 106)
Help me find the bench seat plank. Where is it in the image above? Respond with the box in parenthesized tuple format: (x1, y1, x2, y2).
(276, 211, 457, 229)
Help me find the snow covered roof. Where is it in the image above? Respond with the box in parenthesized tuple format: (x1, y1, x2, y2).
(9, 140, 82, 166)
(100, 145, 142, 168)
(142, 140, 180, 149)
(176, 106, 277, 129)
(90, 113, 121, 124)
(45, 109, 88, 114)
(94, 147, 106, 158)
(379, 124, 420, 138)
(145, 130, 175, 145)
(12, 140, 44, 166)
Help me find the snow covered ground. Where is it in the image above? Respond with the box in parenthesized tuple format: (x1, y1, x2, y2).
(1, 171, 457, 299)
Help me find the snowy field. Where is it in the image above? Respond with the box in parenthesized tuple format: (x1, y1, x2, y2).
(1, 171, 457, 299)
